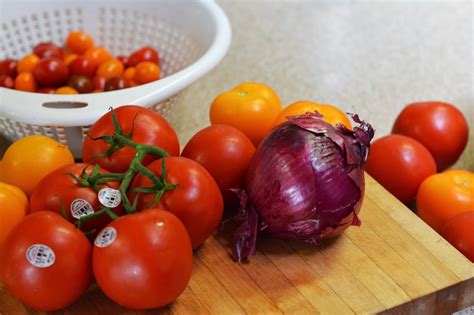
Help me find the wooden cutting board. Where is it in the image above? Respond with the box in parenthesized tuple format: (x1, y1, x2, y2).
(1, 174, 473, 314)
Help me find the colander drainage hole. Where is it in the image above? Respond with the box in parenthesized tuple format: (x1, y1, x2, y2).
(42, 102, 88, 109)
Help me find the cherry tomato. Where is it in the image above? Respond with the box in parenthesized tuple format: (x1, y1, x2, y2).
(69, 56, 96, 77)
(93, 209, 192, 309)
(128, 46, 159, 67)
(210, 82, 282, 146)
(1, 135, 74, 196)
(34, 57, 69, 87)
(392, 101, 469, 171)
(416, 170, 473, 232)
(83, 105, 180, 173)
(130, 157, 223, 248)
(84, 47, 113, 68)
(63, 52, 78, 66)
(56, 86, 79, 94)
(92, 74, 107, 90)
(68, 75, 93, 93)
(135, 61, 160, 84)
(0, 58, 18, 77)
(365, 135, 436, 204)
(440, 211, 474, 262)
(0, 211, 92, 311)
(123, 67, 136, 80)
(104, 76, 128, 91)
(17, 54, 40, 73)
(0, 75, 14, 88)
(97, 58, 124, 79)
(0, 182, 28, 249)
(275, 101, 352, 129)
(182, 124, 256, 191)
(14, 72, 37, 92)
(116, 55, 129, 66)
(37, 87, 56, 94)
(93, 88, 103, 93)
(30, 163, 123, 235)
(33, 42, 64, 59)
(66, 31, 94, 54)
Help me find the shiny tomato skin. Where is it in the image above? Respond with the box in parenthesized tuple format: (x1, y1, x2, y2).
(129, 157, 223, 248)
(69, 56, 96, 78)
(0, 58, 18, 77)
(0, 211, 92, 311)
(365, 135, 436, 204)
(82, 105, 180, 173)
(392, 101, 469, 171)
(128, 46, 160, 67)
(440, 211, 474, 262)
(0, 182, 28, 250)
(93, 209, 192, 309)
(30, 163, 123, 235)
(33, 42, 64, 60)
(182, 124, 255, 191)
(34, 57, 69, 87)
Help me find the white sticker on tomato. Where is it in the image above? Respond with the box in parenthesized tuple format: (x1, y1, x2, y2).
(26, 244, 55, 268)
(70, 199, 94, 219)
(98, 188, 121, 208)
(94, 227, 117, 248)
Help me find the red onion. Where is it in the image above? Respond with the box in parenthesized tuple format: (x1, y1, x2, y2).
(234, 112, 374, 261)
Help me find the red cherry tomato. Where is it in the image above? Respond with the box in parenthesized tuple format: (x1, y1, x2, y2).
(182, 124, 256, 191)
(33, 42, 64, 59)
(392, 101, 469, 170)
(440, 211, 474, 262)
(82, 105, 180, 173)
(92, 75, 107, 90)
(69, 56, 96, 78)
(34, 57, 69, 87)
(0, 59, 18, 77)
(116, 55, 129, 66)
(68, 75, 93, 93)
(104, 76, 128, 91)
(0, 211, 92, 311)
(0, 75, 14, 88)
(129, 157, 223, 248)
(365, 135, 436, 204)
(37, 87, 56, 94)
(30, 163, 123, 235)
(93, 209, 192, 309)
(128, 46, 159, 67)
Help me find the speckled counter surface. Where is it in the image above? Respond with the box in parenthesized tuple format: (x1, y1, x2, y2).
(1, 0, 473, 170)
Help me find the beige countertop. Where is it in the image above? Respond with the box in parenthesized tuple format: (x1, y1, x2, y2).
(1, 0, 473, 170)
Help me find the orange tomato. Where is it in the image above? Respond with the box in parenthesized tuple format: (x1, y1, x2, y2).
(92, 88, 104, 93)
(1, 135, 74, 196)
(66, 31, 94, 54)
(14, 73, 37, 92)
(84, 47, 113, 68)
(275, 101, 352, 129)
(210, 82, 282, 146)
(0, 182, 28, 249)
(417, 170, 474, 232)
(135, 61, 160, 84)
(64, 52, 78, 66)
(96, 58, 124, 79)
(440, 211, 474, 262)
(123, 67, 136, 80)
(56, 86, 79, 94)
(17, 54, 40, 73)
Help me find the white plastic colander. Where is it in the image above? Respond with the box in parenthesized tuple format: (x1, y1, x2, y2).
(0, 0, 231, 157)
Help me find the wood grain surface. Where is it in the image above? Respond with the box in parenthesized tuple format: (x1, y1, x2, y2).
(1, 175, 473, 314)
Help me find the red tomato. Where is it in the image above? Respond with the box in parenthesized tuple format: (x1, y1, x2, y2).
(104, 76, 128, 91)
(83, 105, 180, 173)
(128, 46, 160, 66)
(0, 58, 18, 77)
(33, 42, 64, 60)
(37, 87, 56, 94)
(0, 75, 14, 88)
(34, 57, 69, 87)
(129, 157, 223, 248)
(92, 74, 107, 90)
(440, 211, 474, 262)
(0, 211, 92, 311)
(392, 101, 469, 171)
(365, 135, 436, 204)
(93, 209, 192, 309)
(182, 124, 256, 191)
(69, 56, 96, 78)
(30, 163, 123, 235)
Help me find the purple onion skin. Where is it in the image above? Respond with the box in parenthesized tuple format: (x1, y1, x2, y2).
(235, 112, 374, 261)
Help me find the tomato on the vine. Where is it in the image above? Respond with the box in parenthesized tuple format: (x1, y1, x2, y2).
(82, 105, 180, 173)
(0, 211, 92, 311)
(129, 157, 223, 248)
(93, 209, 192, 309)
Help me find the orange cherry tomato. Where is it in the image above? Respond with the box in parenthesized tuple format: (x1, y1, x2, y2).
(92, 88, 103, 93)
(275, 101, 352, 129)
(17, 54, 40, 73)
(66, 31, 94, 54)
(0, 182, 28, 250)
(440, 211, 474, 262)
(210, 82, 282, 146)
(14, 72, 37, 92)
(96, 58, 124, 79)
(123, 67, 136, 80)
(84, 47, 113, 68)
(56, 86, 79, 94)
(135, 61, 160, 84)
(417, 170, 474, 232)
(63, 53, 78, 66)
(127, 79, 138, 87)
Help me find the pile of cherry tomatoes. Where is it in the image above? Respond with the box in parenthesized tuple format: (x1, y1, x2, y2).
(0, 31, 161, 94)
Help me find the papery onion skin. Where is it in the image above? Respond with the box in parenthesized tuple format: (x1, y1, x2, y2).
(235, 112, 374, 261)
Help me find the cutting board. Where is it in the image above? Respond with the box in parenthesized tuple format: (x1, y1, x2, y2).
(1, 174, 473, 314)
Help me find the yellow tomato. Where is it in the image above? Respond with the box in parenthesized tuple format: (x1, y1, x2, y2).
(274, 101, 352, 129)
(0, 182, 28, 249)
(1, 135, 74, 196)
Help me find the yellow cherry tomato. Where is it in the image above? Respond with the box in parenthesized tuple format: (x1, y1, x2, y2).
(0, 182, 29, 249)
